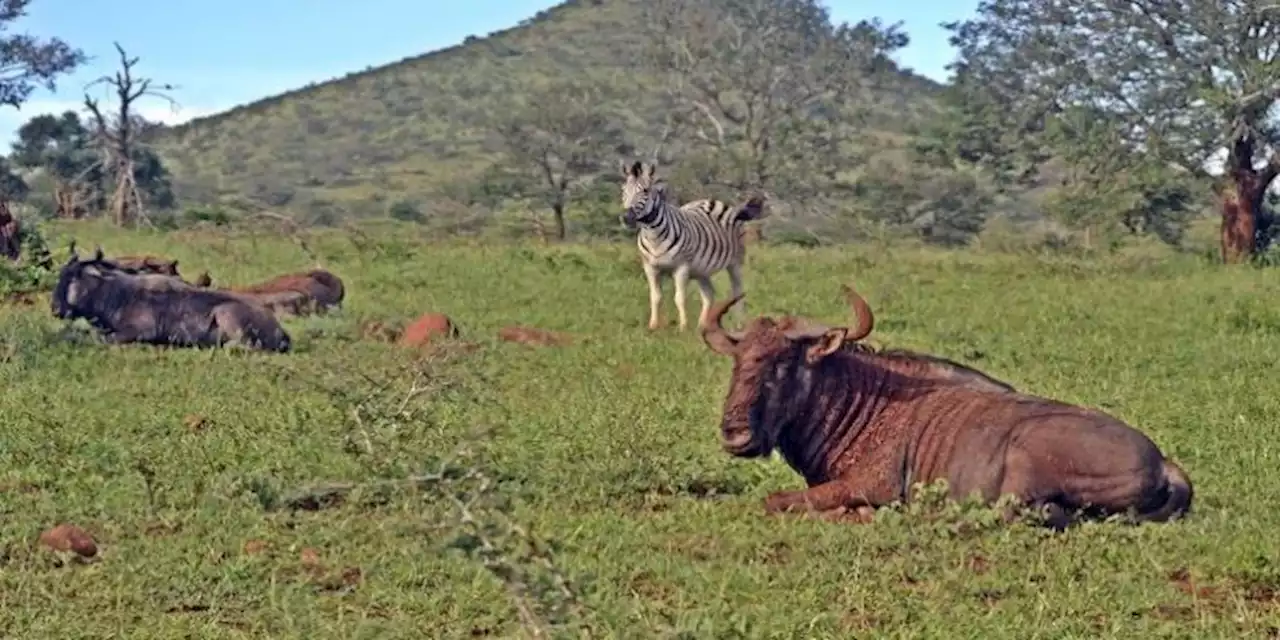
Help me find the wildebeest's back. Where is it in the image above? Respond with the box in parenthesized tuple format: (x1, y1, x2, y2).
(232, 269, 344, 310)
(115, 287, 289, 351)
(873, 387, 1168, 507)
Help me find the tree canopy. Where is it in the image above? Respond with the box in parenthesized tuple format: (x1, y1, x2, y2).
(639, 0, 908, 199)
(944, 0, 1280, 261)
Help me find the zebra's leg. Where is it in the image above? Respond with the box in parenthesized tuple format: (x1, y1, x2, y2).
(727, 263, 746, 320)
(673, 264, 692, 331)
(643, 262, 664, 330)
(694, 275, 716, 329)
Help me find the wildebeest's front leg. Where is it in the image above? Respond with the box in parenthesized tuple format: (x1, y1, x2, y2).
(764, 477, 895, 522)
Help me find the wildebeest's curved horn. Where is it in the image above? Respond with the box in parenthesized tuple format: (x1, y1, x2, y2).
(842, 284, 875, 342)
(92, 245, 103, 261)
(701, 294, 744, 355)
(66, 239, 79, 264)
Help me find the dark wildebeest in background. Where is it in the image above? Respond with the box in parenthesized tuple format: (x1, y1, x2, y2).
(700, 285, 1192, 530)
(100, 253, 214, 288)
(0, 200, 20, 262)
(52, 247, 291, 353)
(107, 254, 181, 276)
(225, 269, 345, 315)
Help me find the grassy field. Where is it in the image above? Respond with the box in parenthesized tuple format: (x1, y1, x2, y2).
(2, 220, 1279, 638)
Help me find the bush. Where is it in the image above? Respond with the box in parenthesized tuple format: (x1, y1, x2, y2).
(0, 221, 56, 297)
(388, 199, 425, 223)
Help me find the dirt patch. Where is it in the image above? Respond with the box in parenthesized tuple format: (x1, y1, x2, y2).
(0, 480, 41, 495)
(662, 534, 719, 562)
(360, 319, 402, 343)
(497, 325, 572, 347)
(1, 291, 40, 307)
(242, 539, 269, 556)
(755, 540, 791, 565)
(182, 414, 209, 433)
(966, 554, 991, 575)
(144, 521, 182, 537)
(1163, 568, 1280, 613)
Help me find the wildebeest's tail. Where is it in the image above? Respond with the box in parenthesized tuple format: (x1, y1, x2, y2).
(1138, 460, 1193, 522)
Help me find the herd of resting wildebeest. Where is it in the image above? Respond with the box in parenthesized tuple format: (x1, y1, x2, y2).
(33, 160, 1193, 533)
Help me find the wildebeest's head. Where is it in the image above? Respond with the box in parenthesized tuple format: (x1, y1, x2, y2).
(701, 285, 875, 457)
(51, 245, 110, 319)
(621, 177, 669, 230)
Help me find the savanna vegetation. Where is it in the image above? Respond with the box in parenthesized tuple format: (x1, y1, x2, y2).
(3, 0, 1280, 636)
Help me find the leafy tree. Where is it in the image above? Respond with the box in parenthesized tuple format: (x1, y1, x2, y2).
(11, 108, 175, 219)
(0, 156, 28, 202)
(640, 0, 908, 198)
(387, 199, 424, 223)
(944, 0, 1280, 263)
(0, 0, 84, 108)
(490, 78, 629, 240)
(10, 111, 102, 218)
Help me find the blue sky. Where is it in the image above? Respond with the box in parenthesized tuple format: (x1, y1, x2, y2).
(0, 0, 980, 147)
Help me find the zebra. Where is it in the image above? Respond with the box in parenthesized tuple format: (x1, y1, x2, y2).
(619, 160, 768, 331)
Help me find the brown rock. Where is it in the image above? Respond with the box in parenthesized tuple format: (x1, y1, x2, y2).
(399, 313, 459, 347)
(40, 524, 98, 558)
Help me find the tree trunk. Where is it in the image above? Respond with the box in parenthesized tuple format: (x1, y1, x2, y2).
(1221, 137, 1279, 264)
(552, 203, 566, 241)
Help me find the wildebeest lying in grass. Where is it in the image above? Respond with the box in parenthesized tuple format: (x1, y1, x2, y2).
(51, 247, 292, 353)
(700, 285, 1192, 530)
(224, 269, 345, 315)
(105, 254, 182, 276)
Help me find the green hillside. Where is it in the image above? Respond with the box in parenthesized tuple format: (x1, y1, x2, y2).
(153, 0, 944, 219)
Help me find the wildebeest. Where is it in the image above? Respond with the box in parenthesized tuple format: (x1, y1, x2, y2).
(107, 254, 182, 276)
(227, 269, 345, 314)
(700, 285, 1192, 529)
(51, 247, 292, 353)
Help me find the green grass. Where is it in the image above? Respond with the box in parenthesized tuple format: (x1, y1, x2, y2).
(2, 220, 1278, 638)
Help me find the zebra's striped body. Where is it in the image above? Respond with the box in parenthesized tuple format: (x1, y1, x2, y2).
(620, 161, 767, 331)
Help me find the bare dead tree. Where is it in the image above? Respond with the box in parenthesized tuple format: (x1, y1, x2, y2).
(83, 42, 177, 226)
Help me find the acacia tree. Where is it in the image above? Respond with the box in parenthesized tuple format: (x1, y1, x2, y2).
(491, 79, 628, 240)
(10, 111, 102, 218)
(945, 1, 1280, 263)
(84, 42, 177, 226)
(640, 0, 907, 197)
(0, 0, 84, 108)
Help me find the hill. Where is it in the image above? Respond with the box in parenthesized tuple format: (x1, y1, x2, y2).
(153, 0, 945, 220)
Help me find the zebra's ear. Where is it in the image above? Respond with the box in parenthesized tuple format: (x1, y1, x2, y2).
(625, 160, 644, 179)
(642, 162, 657, 179)
(736, 193, 769, 222)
